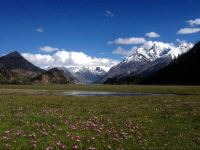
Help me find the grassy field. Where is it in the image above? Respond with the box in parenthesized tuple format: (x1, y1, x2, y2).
(0, 85, 200, 149)
(0, 84, 200, 94)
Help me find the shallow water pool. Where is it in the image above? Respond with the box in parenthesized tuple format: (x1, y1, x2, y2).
(62, 91, 175, 96)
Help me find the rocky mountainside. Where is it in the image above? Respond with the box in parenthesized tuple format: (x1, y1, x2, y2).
(0, 51, 45, 83)
(0, 64, 12, 83)
(0, 51, 44, 73)
(139, 41, 200, 85)
(32, 68, 78, 84)
(101, 41, 193, 83)
(56, 67, 78, 80)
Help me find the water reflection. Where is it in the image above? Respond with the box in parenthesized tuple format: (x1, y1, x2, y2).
(62, 91, 174, 96)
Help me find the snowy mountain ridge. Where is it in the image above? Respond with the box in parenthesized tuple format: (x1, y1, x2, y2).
(123, 41, 193, 64)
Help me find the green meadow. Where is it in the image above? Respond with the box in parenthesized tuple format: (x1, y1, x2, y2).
(0, 85, 200, 149)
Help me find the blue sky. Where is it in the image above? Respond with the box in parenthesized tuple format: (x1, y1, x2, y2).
(0, 0, 200, 69)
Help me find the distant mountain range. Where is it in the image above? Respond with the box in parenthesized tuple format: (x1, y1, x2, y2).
(67, 67, 106, 83)
(0, 51, 105, 84)
(104, 41, 200, 85)
(0, 52, 78, 84)
(43, 66, 106, 84)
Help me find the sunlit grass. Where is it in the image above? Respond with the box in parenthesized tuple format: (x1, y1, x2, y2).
(0, 84, 200, 94)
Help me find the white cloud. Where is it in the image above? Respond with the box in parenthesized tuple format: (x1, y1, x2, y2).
(39, 46, 60, 52)
(145, 32, 160, 38)
(108, 37, 146, 45)
(177, 27, 200, 34)
(187, 18, 200, 26)
(22, 50, 119, 71)
(36, 28, 44, 33)
(104, 10, 114, 17)
(112, 46, 136, 57)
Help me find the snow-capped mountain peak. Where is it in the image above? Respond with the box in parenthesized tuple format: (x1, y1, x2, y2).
(123, 41, 193, 63)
